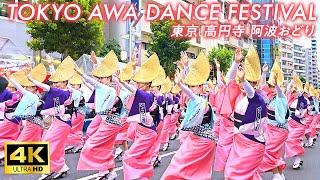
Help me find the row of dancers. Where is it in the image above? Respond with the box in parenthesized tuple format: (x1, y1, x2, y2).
(0, 45, 319, 180)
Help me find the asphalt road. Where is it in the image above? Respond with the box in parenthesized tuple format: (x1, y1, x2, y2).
(1, 138, 319, 180)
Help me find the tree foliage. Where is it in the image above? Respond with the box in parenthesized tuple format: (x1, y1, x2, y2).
(26, 0, 104, 60)
(99, 39, 122, 61)
(148, 20, 190, 77)
(300, 76, 307, 84)
(208, 47, 234, 75)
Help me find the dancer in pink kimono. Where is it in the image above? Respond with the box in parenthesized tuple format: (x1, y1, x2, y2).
(77, 51, 123, 180)
(150, 88, 165, 167)
(160, 93, 174, 151)
(284, 75, 309, 170)
(150, 75, 171, 167)
(121, 53, 161, 180)
(65, 74, 86, 153)
(304, 86, 317, 147)
(29, 58, 75, 180)
(169, 92, 181, 140)
(0, 76, 22, 164)
(162, 51, 216, 180)
(309, 92, 320, 142)
(7, 64, 46, 143)
(114, 60, 136, 160)
(224, 45, 267, 180)
(259, 61, 289, 180)
(214, 49, 243, 172)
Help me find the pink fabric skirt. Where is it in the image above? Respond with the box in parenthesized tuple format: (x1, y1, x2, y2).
(160, 115, 172, 144)
(168, 112, 180, 135)
(77, 121, 120, 171)
(126, 122, 137, 142)
(17, 120, 43, 142)
(310, 115, 320, 138)
(259, 124, 288, 173)
(66, 113, 85, 146)
(315, 114, 320, 129)
(225, 133, 265, 180)
(150, 120, 164, 160)
(304, 114, 314, 136)
(122, 124, 157, 180)
(0, 119, 21, 150)
(42, 117, 71, 173)
(161, 134, 216, 180)
(213, 116, 221, 139)
(179, 130, 190, 145)
(115, 118, 129, 145)
(85, 115, 102, 138)
(214, 116, 234, 172)
(284, 119, 306, 158)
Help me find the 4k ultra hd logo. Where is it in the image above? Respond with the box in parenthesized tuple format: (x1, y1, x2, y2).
(4, 142, 50, 174)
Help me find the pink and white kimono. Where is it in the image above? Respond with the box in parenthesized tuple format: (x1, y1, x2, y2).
(0, 90, 21, 150)
(162, 86, 216, 180)
(284, 93, 308, 159)
(258, 85, 288, 173)
(224, 81, 267, 180)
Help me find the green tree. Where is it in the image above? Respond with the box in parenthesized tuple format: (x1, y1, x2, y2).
(26, 0, 104, 60)
(148, 20, 190, 77)
(208, 46, 234, 75)
(99, 39, 122, 61)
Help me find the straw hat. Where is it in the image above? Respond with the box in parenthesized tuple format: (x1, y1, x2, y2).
(184, 52, 210, 86)
(92, 50, 119, 78)
(245, 45, 261, 82)
(171, 84, 181, 94)
(132, 53, 160, 83)
(160, 77, 172, 94)
(303, 82, 310, 94)
(309, 85, 316, 97)
(69, 72, 83, 85)
(8, 70, 26, 87)
(20, 63, 47, 87)
(267, 58, 284, 86)
(293, 74, 303, 92)
(151, 66, 166, 87)
(50, 56, 76, 82)
(120, 61, 134, 82)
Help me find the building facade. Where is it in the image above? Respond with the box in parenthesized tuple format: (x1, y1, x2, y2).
(293, 42, 306, 77)
(311, 37, 318, 86)
(279, 37, 294, 82)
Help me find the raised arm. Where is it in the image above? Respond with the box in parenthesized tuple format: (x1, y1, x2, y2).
(286, 80, 294, 94)
(83, 78, 94, 91)
(175, 68, 196, 100)
(238, 65, 254, 98)
(227, 47, 243, 80)
(216, 60, 224, 86)
(75, 67, 99, 87)
(45, 55, 56, 75)
(260, 64, 268, 87)
(243, 80, 255, 99)
(28, 75, 50, 91)
(226, 61, 240, 81)
(8, 78, 26, 94)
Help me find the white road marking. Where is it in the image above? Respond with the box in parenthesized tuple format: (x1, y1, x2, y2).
(77, 150, 177, 180)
